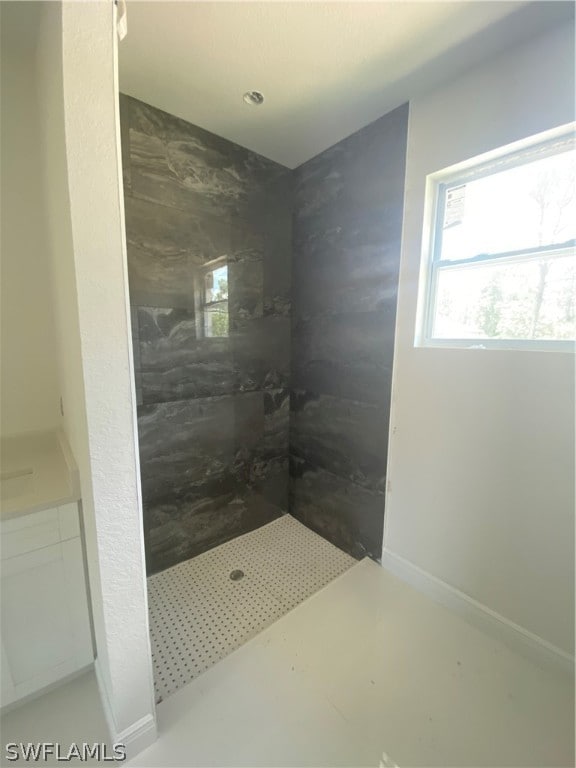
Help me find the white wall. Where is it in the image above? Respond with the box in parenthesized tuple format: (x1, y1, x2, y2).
(35, 0, 156, 755)
(384, 24, 575, 659)
(0, 4, 60, 437)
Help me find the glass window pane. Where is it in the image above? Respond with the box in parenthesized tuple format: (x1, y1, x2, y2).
(432, 252, 576, 341)
(439, 148, 576, 262)
(204, 301, 228, 338)
(205, 265, 228, 302)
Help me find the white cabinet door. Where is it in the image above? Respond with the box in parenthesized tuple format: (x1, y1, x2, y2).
(1, 538, 93, 707)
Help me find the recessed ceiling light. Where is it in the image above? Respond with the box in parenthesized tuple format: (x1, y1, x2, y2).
(243, 90, 264, 106)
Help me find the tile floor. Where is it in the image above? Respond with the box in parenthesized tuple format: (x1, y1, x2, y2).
(0, 670, 110, 766)
(3, 554, 572, 767)
(147, 514, 355, 702)
(134, 558, 575, 767)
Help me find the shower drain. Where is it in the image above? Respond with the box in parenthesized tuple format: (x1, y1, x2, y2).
(229, 569, 245, 581)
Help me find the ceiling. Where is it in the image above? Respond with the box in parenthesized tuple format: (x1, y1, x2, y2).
(119, 1, 573, 168)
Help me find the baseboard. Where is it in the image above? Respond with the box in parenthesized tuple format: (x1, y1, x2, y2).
(94, 659, 157, 760)
(0, 663, 94, 714)
(380, 548, 574, 678)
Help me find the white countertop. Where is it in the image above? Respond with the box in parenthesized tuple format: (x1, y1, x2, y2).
(0, 430, 80, 521)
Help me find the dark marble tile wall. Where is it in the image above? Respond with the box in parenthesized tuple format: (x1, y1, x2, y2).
(120, 95, 292, 574)
(290, 104, 409, 561)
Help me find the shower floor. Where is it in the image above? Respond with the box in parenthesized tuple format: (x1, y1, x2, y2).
(147, 514, 355, 703)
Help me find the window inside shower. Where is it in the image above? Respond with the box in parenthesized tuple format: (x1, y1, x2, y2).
(201, 262, 229, 338)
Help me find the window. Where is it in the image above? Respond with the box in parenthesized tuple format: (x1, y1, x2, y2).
(418, 126, 576, 350)
(201, 263, 229, 338)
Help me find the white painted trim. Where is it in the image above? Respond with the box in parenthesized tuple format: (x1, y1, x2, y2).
(0, 663, 94, 715)
(117, 714, 157, 758)
(94, 658, 115, 746)
(381, 548, 574, 677)
(95, 659, 157, 759)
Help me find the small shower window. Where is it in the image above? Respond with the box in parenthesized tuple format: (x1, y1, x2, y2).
(202, 263, 229, 337)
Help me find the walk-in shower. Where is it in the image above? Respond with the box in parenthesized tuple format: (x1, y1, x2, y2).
(120, 91, 408, 701)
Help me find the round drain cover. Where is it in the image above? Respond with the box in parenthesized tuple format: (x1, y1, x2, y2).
(230, 569, 244, 581)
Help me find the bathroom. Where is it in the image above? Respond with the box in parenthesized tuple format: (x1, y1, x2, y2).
(0, 1, 574, 766)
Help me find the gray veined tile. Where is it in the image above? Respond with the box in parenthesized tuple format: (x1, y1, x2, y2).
(230, 390, 289, 517)
(241, 486, 286, 530)
(290, 391, 388, 493)
(130, 129, 246, 216)
(120, 95, 293, 572)
(126, 93, 291, 215)
(125, 195, 234, 306)
(294, 104, 408, 229)
(232, 316, 291, 392)
(263, 389, 290, 458)
(125, 95, 167, 139)
(291, 308, 396, 405)
(292, 214, 402, 318)
(137, 307, 235, 403)
(289, 457, 385, 560)
(294, 147, 347, 223)
(127, 93, 286, 181)
(129, 130, 288, 218)
(232, 391, 264, 453)
(144, 497, 246, 574)
(228, 258, 264, 331)
(137, 396, 237, 508)
(262, 231, 292, 319)
(288, 102, 408, 563)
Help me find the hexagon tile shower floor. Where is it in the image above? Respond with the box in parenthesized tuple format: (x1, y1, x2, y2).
(147, 515, 355, 703)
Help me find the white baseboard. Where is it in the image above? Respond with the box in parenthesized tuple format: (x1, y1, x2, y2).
(0, 663, 94, 714)
(94, 659, 157, 761)
(380, 548, 574, 678)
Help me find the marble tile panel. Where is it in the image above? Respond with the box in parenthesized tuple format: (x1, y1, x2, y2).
(232, 390, 264, 454)
(144, 497, 245, 574)
(130, 129, 246, 216)
(125, 94, 288, 214)
(120, 95, 293, 567)
(232, 317, 290, 392)
(137, 307, 234, 403)
(125, 195, 232, 307)
(290, 391, 388, 493)
(291, 308, 395, 405)
(139, 389, 288, 572)
(289, 456, 384, 560)
(232, 391, 288, 495)
(262, 211, 292, 318)
(294, 104, 409, 229)
(292, 211, 402, 318)
(137, 396, 237, 508)
(241, 488, 286, 530)
(228, 258, 264, 331)
(262, 389, 290, 458)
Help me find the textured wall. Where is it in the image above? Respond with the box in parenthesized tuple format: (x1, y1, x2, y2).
(59, 3, 156, 751)
(290, 104, 409, 560)
(120, 95, 292, 574)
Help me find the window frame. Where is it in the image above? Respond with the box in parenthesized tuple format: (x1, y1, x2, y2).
(417, 124, 576, 352)
(194, 257, 229, 339)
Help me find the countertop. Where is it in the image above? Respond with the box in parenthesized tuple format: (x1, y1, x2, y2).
(0, 430, 80, 521)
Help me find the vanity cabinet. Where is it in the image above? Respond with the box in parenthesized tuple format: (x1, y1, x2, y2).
(0, 503, 93, 708)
